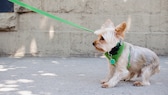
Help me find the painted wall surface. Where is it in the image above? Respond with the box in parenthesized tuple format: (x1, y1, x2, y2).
(0, 0, 168, 57)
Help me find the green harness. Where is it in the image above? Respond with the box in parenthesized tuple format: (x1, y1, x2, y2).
(104, 42, 131, 68)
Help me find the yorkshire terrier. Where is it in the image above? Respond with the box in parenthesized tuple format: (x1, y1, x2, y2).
(93, 19, 160, 88)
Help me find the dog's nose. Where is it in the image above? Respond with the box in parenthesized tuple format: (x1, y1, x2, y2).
(92, 42, 95, 46)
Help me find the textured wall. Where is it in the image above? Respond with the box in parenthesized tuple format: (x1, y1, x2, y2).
(0, 0, 168, 57)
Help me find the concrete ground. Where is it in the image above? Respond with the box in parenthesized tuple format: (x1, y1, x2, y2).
(0, 56, 168, 95)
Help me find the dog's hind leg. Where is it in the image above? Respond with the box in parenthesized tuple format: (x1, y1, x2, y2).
(133, 64, 159, 86)
(133, 67, 151, 86)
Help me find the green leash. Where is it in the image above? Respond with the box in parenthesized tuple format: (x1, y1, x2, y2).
(9, 0, 94, 33)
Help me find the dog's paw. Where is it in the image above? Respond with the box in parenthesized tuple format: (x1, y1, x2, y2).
(133, 81, 143, 86)
(101, 83, 109, 88)
(100, 79, 108, 84)
(101, 81, 106, 84)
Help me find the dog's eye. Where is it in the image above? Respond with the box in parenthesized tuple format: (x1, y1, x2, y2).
(100, 36, 104, 40)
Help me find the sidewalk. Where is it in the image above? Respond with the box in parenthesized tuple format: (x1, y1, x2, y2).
(0, 56, 168, 95)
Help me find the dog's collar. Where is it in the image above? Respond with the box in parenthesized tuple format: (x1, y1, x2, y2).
(104, 42, 131, 68)
(109, 42, 123, 55)
(104, 42, 124, 65)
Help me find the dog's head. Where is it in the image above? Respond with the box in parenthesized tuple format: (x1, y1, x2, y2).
(92, 19, 127, 52)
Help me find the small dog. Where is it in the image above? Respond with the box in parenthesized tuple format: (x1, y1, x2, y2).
(93, 19, 160, 88)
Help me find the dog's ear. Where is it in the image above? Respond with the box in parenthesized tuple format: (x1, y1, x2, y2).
(101, 19, 115, 29)
(115, 22, 127, 38)
(95, 19, 115, 35)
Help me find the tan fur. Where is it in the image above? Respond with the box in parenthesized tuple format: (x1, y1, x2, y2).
(93, 19, 160, 88)
(115, 22, 127, 38)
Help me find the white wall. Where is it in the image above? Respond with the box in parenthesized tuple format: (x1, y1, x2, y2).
(0, 0, 168, 57)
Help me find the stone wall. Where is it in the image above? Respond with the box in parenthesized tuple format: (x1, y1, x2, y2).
(0, 0, 168, 57)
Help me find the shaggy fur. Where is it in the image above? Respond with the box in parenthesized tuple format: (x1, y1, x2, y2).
(93, 19, 160, 88)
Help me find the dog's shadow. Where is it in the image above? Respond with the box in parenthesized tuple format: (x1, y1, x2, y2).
(119, 80, 135, 86)
(118, 79, 145, 87)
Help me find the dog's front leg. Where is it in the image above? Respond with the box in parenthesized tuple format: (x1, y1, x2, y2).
(101, 62, 115, 84)
(102, 68, 129, 88)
